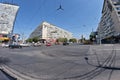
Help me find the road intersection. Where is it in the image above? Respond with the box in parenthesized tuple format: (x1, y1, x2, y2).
(0, 44, 120, 80)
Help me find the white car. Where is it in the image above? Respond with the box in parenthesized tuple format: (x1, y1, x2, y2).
(2, 43, 9, 48)
(33, 43, 41, 47)
(20, 43, 30, 47)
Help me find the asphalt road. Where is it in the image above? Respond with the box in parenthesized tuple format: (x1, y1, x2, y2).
(0, 44, 120, 80)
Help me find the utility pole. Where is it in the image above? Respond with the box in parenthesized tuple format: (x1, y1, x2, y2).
(21, 33, 25, 43)
(99, 33, 102, 45)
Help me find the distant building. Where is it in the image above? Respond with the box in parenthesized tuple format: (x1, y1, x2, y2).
(0, 3, 19, 41)
(97, 0, 120, 43)
(29, 22, 73, 42)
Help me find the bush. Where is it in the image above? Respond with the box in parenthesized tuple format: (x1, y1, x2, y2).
(57, 38, 68, 42)
(69, 38, 77, 43)
(83, 40, 92, 44)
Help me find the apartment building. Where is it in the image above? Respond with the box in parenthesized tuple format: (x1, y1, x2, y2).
(97, 0, 120, 43)
(29, 21, 73, 42)
(0, 3, 19, 41)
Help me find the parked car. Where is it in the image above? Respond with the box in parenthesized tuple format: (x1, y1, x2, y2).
(9, 44, 22, 49)
(63, 42, 69, 46)
(20, 43, 30, 47)
(33, 43, 41, 47)
(2, 43, 9, 48)
(46, 43, 51, 46)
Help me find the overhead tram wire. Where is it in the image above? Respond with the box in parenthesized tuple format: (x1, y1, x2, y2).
(10, 0, 24, 37)
(14, 17, 23, 37)
(46, 0, 65, 26)
(57, 0, 64, 10)
(12, 0, 29, 37)
(11, 0, 13, 4)
(29, 0, 46, 34)
(29, 0, 64, 31)
(2, 0, 11, 4)
(28, 0, 46, 31)
(12, 0, 46, 37)
(47, 0, 62, 21)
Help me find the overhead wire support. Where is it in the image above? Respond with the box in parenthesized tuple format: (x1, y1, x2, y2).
(57, 4, 64, 10)
(57, 0, 64, 10)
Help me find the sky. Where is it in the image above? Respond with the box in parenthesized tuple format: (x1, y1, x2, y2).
(0, 0, 104, 39)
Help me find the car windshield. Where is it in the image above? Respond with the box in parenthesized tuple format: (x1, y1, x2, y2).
(0, 0, 120, 80)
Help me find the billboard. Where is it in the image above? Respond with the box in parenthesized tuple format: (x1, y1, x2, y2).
(0, 3, 19, 34)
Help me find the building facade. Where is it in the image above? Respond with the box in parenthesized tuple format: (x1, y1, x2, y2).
(0, 3, 19, 41)
(29, 22, 73, 42)
(97, 0, 120, 43)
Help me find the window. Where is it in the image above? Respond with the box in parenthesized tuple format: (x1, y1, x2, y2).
(116, 7, 120, 10)
(118, 11, 120, 14)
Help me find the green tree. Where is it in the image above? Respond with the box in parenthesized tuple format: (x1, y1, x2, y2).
(32, 36, 39, 43)
(57, 38, 68, 42)
(26, 38, 33, 43)
(69, 38, 77, 43)
(89, 32, 96, 42)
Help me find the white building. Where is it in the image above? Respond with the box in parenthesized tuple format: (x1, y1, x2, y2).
(29, 22, 73, 42)
(97, 0, 120, 43)
(0, 3, 19, 41)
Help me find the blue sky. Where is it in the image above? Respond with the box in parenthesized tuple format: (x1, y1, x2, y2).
(1, 0, 104, 39)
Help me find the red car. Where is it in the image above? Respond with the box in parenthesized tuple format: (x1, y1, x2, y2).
(46, 43, 51, 46)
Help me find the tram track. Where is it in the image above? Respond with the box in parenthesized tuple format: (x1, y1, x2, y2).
(63, 45, 117, 80)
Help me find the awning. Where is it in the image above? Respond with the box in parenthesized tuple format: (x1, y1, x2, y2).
(0, 37, 9, 41)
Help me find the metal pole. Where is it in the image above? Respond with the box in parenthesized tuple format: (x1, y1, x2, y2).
(100, 33, 101, 45)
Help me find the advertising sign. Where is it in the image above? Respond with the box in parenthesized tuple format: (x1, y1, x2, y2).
(0, 3, 19, 34)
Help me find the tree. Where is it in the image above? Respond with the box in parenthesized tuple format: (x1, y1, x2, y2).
(57, 38, 68, 42)
(32, 37, 39, 43)
(89, 35, 96, 42)
(69, 38, 77, 43)
(89, 32, 96, 42)
(26, 36, 39, 43)
(26, 38, 33, 43)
